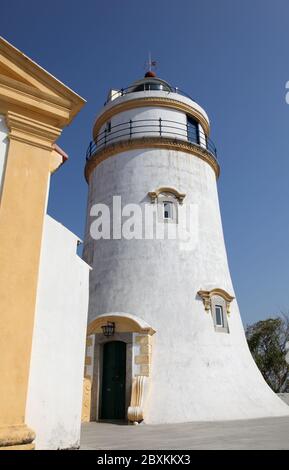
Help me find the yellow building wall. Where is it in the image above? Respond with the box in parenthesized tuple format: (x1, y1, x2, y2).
(0, 37, 85, 449)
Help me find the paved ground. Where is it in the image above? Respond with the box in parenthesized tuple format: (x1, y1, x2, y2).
(80, 416, 289, 450)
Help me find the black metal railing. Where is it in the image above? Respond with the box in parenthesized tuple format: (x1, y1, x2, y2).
(104, 85, 195, 106)
(86, 118, 217, 161)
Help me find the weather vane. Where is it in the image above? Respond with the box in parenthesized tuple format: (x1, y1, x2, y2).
(144, 52, 157, 73)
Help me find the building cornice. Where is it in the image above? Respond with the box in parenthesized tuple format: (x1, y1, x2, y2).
(93, 96, 210, 139)
(0, 36, 86, 127)
(6, 111, 61, 150)
(0, 77, 77, 128)
(85, 137, 220, 182)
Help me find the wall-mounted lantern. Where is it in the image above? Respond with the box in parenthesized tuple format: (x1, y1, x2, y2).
(101, 322, 115, 337)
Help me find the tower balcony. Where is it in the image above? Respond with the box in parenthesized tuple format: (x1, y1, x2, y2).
(85, 118, 218, 167)
(103, 84, 195, 107)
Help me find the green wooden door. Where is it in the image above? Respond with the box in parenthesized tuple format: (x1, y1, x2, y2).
(100, 341, 126, 420)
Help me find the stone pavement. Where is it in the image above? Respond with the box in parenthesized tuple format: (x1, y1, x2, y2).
(80, 416, 289, 450)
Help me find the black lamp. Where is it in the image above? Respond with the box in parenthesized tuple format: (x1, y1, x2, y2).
(101, 322, 115, 337)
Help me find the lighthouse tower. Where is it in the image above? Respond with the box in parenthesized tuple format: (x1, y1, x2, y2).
(82, 71, 289, 424)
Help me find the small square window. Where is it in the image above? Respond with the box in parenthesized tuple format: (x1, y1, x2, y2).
(215, 305, 224, 327)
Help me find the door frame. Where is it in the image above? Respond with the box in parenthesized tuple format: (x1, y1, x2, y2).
(91, 332, 133, 422)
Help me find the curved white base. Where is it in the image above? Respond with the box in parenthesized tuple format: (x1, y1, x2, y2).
(145, 337, 289, 423)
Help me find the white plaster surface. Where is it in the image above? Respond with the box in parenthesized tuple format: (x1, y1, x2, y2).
(84, 94, 289, 424)
(0, 114, 8, 201)
(26, 215, 90, 449)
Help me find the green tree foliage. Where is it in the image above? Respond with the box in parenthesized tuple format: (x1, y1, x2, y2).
(245, 316, 289, 393)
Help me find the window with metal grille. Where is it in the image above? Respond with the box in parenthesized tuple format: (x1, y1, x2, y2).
(187, 116, 199, 144)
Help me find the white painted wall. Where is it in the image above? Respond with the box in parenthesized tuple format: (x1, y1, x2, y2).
(26, 215, 90, 449)
(84, 91, 289, 423)
(0, 114, 9, 202)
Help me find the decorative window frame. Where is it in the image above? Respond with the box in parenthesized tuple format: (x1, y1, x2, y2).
(214, 304, 225, 327)
(198, 288, 234, 333)
(148, 187, 186, 224)
(148, 187, 186, 205)
(211, 297, 229, 333)
(197, 288, 235, 315)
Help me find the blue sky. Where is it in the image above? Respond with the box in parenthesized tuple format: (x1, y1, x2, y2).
(2, 0, 289, 325)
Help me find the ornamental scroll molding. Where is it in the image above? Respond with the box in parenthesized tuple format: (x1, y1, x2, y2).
(198, 288, 235, 315)
(128, 331, 154, 424)
(148, 187, 186, 204)
(127, 375, 150, 424)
